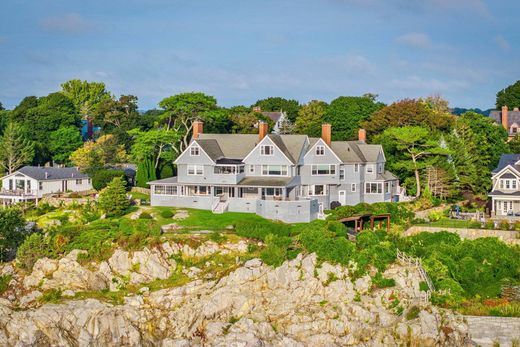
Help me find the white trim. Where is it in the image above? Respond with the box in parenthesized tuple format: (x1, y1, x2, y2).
(351, 183, 356, 192)
(249, 165, 255, 174)
(491, 165, 520, 180)
(338, 190, 346, 205)
(310, 164, 337, 176)
(174, 140, 215, 164)
(309, 184, 327, 196)
(0, 171, 33, 182)
(260, 164, 289, 177)
(315, 145, 325, 156)
(242, 136, 294, 164)
(190, 145, 200, 156)
(187, 164, 204, 176)
(303, 138, 342, 163)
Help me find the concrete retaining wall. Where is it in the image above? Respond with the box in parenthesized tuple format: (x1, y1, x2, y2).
(404, 226, 520, 245)
(465, 315, 520, 347)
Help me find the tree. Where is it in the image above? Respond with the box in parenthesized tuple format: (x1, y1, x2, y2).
(363, 98, 454, 138)
(98, 176, 130, 217)
(324, 95, 384, 141)
(136, 157, 157, 188)
(94, 95, 140, 148)
(509, 133, 520, 153)
(0, 208, 26, 261)
(375, 126, 450, 197)
(0, 123, 34, 174)
(159, 92, 217, 154)
(128, 129, 179, 170)
(0, 102, 4, 110)
(294, 100, 328, 137)
(70, 134, 127, 173)
(203, 109, 233, 133)
(91, 169, 126, 190)
(496, 80, 520, 109)
(253, 97, 300, 123)
(49, 126, 83, 165)
(61, 80, 111, 139)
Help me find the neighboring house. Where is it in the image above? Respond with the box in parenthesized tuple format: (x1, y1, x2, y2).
(0, 166, 92, 205)
(489, 154, 520, 216)
(253, 106, 289, 134)
(148, 121, 400, 223)
(490, 106, 520, 138)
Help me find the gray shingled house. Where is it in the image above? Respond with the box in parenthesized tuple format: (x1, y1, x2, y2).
(148, 122, 400, 223)
(490, 106, 520, 138)
(489, 154, 520, 216)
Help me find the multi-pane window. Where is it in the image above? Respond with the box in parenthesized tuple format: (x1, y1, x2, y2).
(311, 164, 336, 175)
(351, 183, 356, 192)
(76, 179, 83, 185)
(366, 165, 373, 173)
(214, 166, 243, 174)
(261, 165, 288, 176)
(264, 188, 282, 196)
(260, 145, 274, 156)
(354, 164, 359, 172)
(154, 185, 178, 195)
(378, 164, 384, 174)
(339, 169, 345, 180)
(39, 182, 43, 190)
(316, 145, 325, 156)
(249, 165, 255, 173)
(365, 182, 382, 194)
(190, 146, 200, 156)
(187, 165, 203, 175)
(186, 186, 210, 195)
(499, 179, 518, 190)
(310, 185, 326, 196)
(385, 182, 390, 194)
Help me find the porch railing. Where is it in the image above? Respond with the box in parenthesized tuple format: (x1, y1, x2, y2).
(0, 189, 37, 197)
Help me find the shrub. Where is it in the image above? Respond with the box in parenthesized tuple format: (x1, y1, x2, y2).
(209, 232, 226, 244)
(98, 177, 130, 217)
(139, 212, 153, 219)
(406, 306, 421, 320)
(260, 234, 294, 267)
(16, 233, 51, 270)
(0, 275, 11, 294)
(327, 202, 414, 226)
(159, 209, 174, 219)
(39, 289, 62, 303)
(0, 207, 27, 261)
(372, 272, 396, 288)
(235, 220, 292, 241)
(91, 169, 126, 191)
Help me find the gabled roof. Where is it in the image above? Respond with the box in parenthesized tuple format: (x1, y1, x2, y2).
(377, 171, 398, 181)
(261, 111, 284, 123)
(267, 134, 307, 164)
(195, 139, 224, 161)
(16, 166, 89, 181)
(197, 134, 258, 159)
(492, 154, 520, 173)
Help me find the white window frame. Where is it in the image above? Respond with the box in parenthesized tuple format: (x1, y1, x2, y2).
(190, 146, 200, 156)
(187, 165, 204, 176)
(75, 179, 83, 185)
(366, 165, 374, 174)
(365, 182, 383, 194)
(309, 184, 327, 196)
(378, 164, 383, 174)
(261, 165, 289, 176)
(260, 145, 274, 156)
(354, 164, 359, 173)
(513, 180, 518, 189)
(339, 169, 345, 180)
(311, 164, 336, 176)
(316, 145, 325, 156)
(249, 165, 255, 174)
(154, 185, 178, 196)
(351, 183, 356, 192)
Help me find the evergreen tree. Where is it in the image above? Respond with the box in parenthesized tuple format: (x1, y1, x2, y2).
(98, 177, 130, 217)
(136, 157, 157, 188)
(0, 123, 34, 174)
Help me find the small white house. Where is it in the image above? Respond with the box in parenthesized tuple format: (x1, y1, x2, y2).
(0, 166, 92, 205)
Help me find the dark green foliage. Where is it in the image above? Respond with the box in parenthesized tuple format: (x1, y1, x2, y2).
(98, 177, 130, 217)
(260, 234, 295, 267)
(49, 126, 83, 164)
(235, 220, 292, 241)
(159, 163, 174, 179)
(139, 212, 152, 219)
(406, 306, 421, 320)
(0, 208, 27, 261)
(92, 169, 125, 190)
(0, 275, 12, 294)
(324, 95, 384, 140)
(136, 157, 157, 188)
(372, 272, 396, 288)
(496, 80, 520, 109)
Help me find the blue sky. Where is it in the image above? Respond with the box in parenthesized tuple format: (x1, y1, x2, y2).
(0, 0, 519, 110)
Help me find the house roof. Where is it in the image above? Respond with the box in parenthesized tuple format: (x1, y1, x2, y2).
(238, 176, 298, 187)
(197, 134, 258, 159)
(492, 154, 520, 173)
(147, 176, 178, 185)
(17, 166, 89, 181)
(489, 190, 520, 197)
(490, 110, 520, 132)
(499, 172, 517, 179)
(377, 171, 399, 181)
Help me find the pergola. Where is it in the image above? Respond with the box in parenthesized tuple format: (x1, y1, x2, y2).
(338, 213, 391, 233)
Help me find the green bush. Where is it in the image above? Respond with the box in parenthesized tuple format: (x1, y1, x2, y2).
(98, 177, 130, 217)
(139, 212, 153, 219)
(327, 202, 414, 226)
(406, 306, 421, 320)
(0, 275, 12, 294)
(159, 209, 174, 219)
(91, 170, 126, 191)
(372, 272, 396, 288)
(235, 220, 292, 241)
(209, 232, 226, 244)
(16, 233, 51, 270)
(260, 234, 295, 267)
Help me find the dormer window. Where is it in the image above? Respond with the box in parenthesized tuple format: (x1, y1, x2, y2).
(190, 146, 200, 156)
(316, 145, 325, 156)
(260, 145, 274, 156)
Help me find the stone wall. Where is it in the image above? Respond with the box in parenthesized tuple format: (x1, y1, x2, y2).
(465, 316, 520, 347)
(404, 226, 520, 245)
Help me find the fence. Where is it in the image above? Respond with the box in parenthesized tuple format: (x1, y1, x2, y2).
(396, 249, 434, 304)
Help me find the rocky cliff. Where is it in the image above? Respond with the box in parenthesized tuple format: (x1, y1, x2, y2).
(0, 239, 469, 346)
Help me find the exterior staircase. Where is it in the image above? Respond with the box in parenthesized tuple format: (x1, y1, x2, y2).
(212, 194, 229, 214)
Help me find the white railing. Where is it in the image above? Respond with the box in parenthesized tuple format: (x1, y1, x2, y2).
(396, 249, 435, 304)
(0, 189, 37, 197)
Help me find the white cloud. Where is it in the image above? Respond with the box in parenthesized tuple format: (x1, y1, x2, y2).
(391, 75, 469, 92)
(494, 35, 511, 51)
(396, 33, 432, 49)
(40, 13, 94, 34)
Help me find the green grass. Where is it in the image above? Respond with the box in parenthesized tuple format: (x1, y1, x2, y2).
(129, 191, 150, 201)
(416, 218, 482, 229)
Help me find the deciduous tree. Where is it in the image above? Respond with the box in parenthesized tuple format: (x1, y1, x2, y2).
(496, 80, 520, 109)
(70, 134, 127, 173)
(253, 97, 300, 123)
(294, 100, 328, 137)
(49, 126, 83, 165)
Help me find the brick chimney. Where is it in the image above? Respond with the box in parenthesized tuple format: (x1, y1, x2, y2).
(502, 106, 509, 130)
(321, 123, 331, 146)
(358, 129, 366, 142)
(258, 121, 268, 141)
(192, 120, 203, 139)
